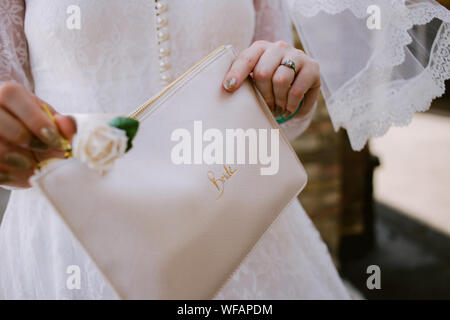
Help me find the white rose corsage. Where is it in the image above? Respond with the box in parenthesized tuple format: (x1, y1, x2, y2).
(72, 117, 139, 174)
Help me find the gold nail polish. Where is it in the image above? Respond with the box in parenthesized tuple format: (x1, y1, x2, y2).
(224, 77, 237, 90)
(4, 152, 32, 169)
(40, 127, 62, 148)
(29, 136, 49, 151)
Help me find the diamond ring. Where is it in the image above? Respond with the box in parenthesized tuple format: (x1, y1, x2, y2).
(280, 59, 296, 74)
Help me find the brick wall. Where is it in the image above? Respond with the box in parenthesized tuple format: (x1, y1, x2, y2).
(291, 25, 378, 264)
(291, 95, 344, 262)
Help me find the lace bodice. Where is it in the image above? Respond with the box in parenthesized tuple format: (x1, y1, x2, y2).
(24, 0, 256, 114)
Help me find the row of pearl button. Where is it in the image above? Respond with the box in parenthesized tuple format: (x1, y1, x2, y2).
(155, 0, 172, 86)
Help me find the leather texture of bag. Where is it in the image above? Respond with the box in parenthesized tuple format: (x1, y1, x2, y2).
(30, 45, 307, 299)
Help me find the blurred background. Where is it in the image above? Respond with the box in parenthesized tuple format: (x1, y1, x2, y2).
(0, 0, 449, 300)
(292, 80, 450, 300)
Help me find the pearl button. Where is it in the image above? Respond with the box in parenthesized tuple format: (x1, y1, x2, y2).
(155, 0, 171, 88)
(157, 30, 169, 41)
(159, 47, 170, 57)
(159, 60, 171, 71)
(160, 73, 172, 82)
(155, 3, 167, 13)
(156, 17, 168, 27)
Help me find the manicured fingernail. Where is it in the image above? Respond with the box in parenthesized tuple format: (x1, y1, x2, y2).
(224, 77, 237, 90)
(40, 127, 61, 148)
(0, 172, 11, 183)
(273, 106, 282, 116)
(282, 110, 292, 118)
(4, 152, 32, 169)
(29, 136, 49, 151)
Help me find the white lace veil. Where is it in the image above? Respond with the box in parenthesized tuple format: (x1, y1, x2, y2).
(287, 0, 450, 150)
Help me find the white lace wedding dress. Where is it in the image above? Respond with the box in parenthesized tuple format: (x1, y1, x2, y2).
(0, 0, 350, 299)
(1, 0, 448, 300)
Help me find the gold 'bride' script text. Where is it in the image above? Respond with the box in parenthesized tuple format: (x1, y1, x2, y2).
(207, 165, 238, 200)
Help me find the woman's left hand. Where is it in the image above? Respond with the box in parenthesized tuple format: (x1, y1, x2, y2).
(223, 40, 321, 119)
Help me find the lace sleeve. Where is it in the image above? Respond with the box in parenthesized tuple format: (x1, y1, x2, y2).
(287, 0, 450, 150)
(253, 0, 316, 141)
(0, 0, 33, 91)
(0, 0, 32, 190)
(253, 0, 294, 44)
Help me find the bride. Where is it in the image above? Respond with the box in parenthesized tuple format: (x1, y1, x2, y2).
(0, 0, 448, 299)
(0, 0, 348, 299)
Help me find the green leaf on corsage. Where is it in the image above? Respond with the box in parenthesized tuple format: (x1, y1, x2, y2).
(109, 117, 140, 152)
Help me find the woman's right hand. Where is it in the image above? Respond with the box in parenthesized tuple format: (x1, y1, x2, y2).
(0, 82, 76, 188)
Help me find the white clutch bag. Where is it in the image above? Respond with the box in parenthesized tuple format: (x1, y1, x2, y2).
(30, 45, 307, 299)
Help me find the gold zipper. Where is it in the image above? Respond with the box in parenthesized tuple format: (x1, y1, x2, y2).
(129, 45, 227, 120)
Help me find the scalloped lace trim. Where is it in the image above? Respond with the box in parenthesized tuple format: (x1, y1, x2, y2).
(329, 20, 449, 150)
(291, 0, 450, 150)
